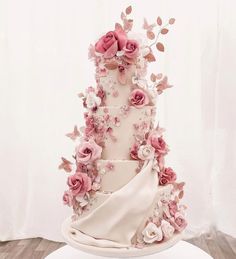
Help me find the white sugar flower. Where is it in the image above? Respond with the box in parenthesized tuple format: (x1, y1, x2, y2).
(76, 194, 89, 208)
(85, 91, 101, 109)
(138, 144, 155, 160)
(142, 222, 163, 244)
(132, 74, 147, 89)
(161, 220, 175, 239)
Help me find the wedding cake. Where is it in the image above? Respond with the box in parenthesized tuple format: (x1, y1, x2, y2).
(60, 6, 187, 257)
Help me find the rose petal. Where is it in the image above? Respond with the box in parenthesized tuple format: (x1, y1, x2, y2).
(103, 41, 118, 59)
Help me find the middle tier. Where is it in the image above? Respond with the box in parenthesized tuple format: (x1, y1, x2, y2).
(93, 106, 156, 160)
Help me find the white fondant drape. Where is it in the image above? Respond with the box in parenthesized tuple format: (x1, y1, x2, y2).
(0, 0, 236, 242)
(71, 160, 157, 247)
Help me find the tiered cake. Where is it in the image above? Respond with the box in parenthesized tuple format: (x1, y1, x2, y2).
(60, 6, 187, 257)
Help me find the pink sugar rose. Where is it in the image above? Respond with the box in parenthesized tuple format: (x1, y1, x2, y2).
(95, 29, 127, 59)
(63, 191, 74, 207)
(67, 172, 92, 197)
(170, 213, 187, 232)
(148, 134, 168, 155)
(76, 139, 102, 165)
(168, 200, 178, 217)
(124, 40, 139, 59)
(159, 167, 177, 185)
(129, 89, 149, 108)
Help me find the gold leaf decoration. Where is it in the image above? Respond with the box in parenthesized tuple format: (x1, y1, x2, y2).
(157, 16, 162, 26)
(150, 73, 157, 82)
(161, 28, 169, 34)
(179, 190, 184, 199)
(144, 52, 156, 62)
(169, 18, 176, 25)
(125, 5, 132, 15)
(147, 30, 155, 40)
(156, 42, 164, 52)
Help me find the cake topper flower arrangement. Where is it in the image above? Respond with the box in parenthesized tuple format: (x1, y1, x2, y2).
(87, 5, 175, 94)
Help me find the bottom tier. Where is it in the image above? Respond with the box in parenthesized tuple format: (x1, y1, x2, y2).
(62, 159, 186, 257)
(62, 217, 183, 257)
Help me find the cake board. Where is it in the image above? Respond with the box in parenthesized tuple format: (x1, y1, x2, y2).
(45, 241, 213, 259)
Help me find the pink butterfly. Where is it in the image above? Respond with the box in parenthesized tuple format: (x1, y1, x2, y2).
(58, 157, 73, 173)
(66, 125, 80, 141)
(172, 182, 185, 192)
(143, 18, 156, 31)
(155, 123, 166, 136)
(156, 76, 173, 95)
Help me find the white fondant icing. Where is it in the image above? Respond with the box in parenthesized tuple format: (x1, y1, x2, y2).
(62, 218, 183, 257)
(94, 106, 155, 160)
(70, 160, 157, 247)
(98, 65, 136, 106)
(96, 159, 139, 192)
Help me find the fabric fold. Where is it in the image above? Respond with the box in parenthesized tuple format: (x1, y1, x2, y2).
(70, 159, 158, 248)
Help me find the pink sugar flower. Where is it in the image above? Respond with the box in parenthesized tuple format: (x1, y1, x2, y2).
(62, 190, 74, 206)
(67, 172, 92, 197)
(96, 86, 106, 103)
(148, 134, 169, 156)
(169, 213, 187, 232)
(123, 39, 139, 59)
(75, 139, 102, 165)
(130, 143, 140, 160)
(159, 167, 177, 185)
(95, 29, 127, 59)
(129, 89, 149, 108)
(168, 200, 178, 217)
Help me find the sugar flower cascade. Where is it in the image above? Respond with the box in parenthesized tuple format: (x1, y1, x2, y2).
(60, 6, 187, 257)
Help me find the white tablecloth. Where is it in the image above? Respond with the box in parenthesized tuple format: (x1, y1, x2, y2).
(46, 241, 213, 258)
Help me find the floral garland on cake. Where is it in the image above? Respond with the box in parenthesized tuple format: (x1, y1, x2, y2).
(129, 123, 187, 246)
(59, 6, 187, 239)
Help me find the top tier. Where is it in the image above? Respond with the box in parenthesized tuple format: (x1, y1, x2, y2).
(83, 7, 175, 112)
(90, 30, 157, 108)
(97, 61, 148, 107)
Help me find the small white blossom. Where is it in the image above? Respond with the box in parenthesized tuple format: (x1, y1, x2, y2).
(142, 222, 163, 243)
(85, 91, 101, 109)
(138, 144, 155, 160)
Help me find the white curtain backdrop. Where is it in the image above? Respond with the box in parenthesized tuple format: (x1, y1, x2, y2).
(0, 0, 236, 242)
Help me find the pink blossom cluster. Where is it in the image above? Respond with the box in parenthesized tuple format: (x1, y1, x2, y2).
(63, 138, 103, 213)
(164, 200, 187, 232)
(82, 86, 106, 112)
(130, 126, 178, 186)
(141, 196, 187, 245)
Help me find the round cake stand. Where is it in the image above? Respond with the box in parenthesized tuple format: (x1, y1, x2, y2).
(45, 241, 212, 259)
